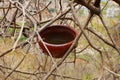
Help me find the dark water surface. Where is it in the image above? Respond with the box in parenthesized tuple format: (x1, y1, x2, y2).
(42, 32, 75, 44)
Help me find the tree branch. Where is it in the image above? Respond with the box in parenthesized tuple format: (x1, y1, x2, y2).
(113, 0, 120, 6)
(74, 0, 100, 15)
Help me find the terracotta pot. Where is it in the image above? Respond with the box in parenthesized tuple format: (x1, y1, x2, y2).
(37, 25, 77, 58)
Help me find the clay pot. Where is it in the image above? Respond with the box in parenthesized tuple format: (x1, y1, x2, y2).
(37, 25, 77, 58)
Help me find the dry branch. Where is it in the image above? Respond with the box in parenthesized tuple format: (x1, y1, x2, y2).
(113, 0, 120, 6)
(74, 0, 101, 15)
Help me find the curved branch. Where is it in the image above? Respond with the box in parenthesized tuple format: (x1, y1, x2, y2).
(74, 0, 100, 15)
(113, 0, 120, 6)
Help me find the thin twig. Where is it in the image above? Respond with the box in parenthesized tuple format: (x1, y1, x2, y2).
(0, 2, 11, 23)
(104, 66, 120, 77)
(76, 44, 89, 53)
(70, 2, 104, 80)
(0, 41, 28, 58)
(98, 15, 120, 55)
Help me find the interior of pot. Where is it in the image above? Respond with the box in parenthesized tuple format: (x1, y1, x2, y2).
(39, 25, 76, 45)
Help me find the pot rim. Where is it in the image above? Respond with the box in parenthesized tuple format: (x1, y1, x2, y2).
(38, 25, 78, 46)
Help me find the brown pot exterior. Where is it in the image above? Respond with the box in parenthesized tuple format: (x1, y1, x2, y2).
(38, 40, 73, 58)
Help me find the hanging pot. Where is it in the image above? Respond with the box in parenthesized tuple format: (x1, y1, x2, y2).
(37, 25, 77, 58)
